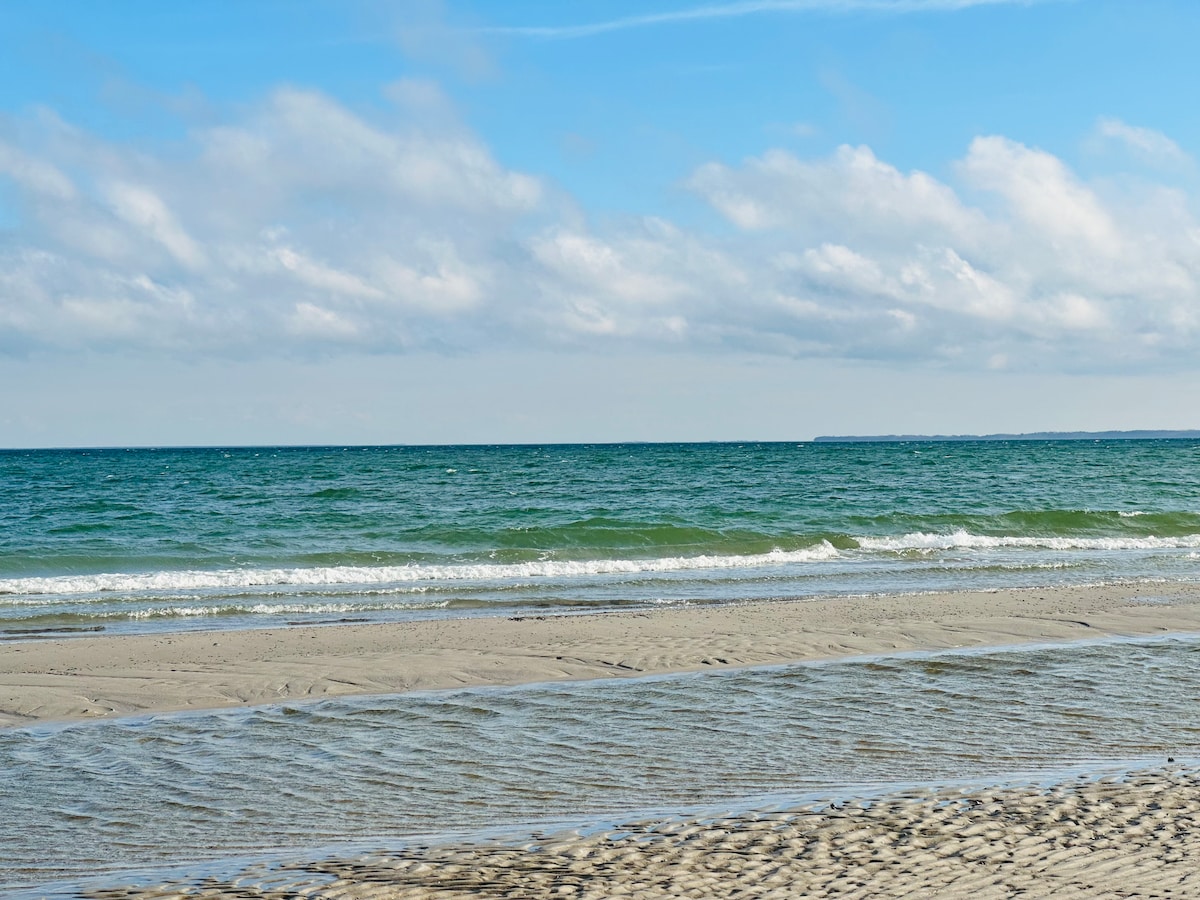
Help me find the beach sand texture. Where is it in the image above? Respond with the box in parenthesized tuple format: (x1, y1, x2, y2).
(84, 767, 1200, 899)
(3, 582, 1199, 727)
(9, 584, 1200, 897)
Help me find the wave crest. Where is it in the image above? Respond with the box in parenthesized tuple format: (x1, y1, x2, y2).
(0, 543, 841, 596)
(856, 530, 1200, 552)
(5, 530, 1200, 598)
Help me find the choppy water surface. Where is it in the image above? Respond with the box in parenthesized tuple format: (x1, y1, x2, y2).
(5, 634, 1200, 894)
(6, 441, 1200, 895)
(4, 441, 1200, 635)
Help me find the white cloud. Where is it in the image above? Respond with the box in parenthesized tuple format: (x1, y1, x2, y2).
(958, 135, 1120, 254)
(532, 230, 686, 305)
(199, 87, 541, 216)
(286, 302, 361, 341)
(104, 181, 206, 269)
(1, 83, 1200, 373)
(787, 244, 897, 300)
(0, 142, 76, 200)
(272, 246, 383, 300)
(371, 243, 484, 313)
(1049, 293, 1108, 331)
(0, 85, 547, 354)
(528, 224, 741, 342)
(687, 134, 1200, 366)
(689, 145, 985, 246)
(1093, 117, 1191, 168)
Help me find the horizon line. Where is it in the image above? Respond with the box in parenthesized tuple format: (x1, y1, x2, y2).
(5, 429, 1199, 453)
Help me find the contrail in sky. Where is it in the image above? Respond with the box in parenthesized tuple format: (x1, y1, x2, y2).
(492, 0, 1063, 39)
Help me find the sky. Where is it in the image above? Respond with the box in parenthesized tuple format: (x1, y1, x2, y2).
(3, 0, 1200, 446)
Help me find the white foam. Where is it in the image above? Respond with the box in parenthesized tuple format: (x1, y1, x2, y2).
(119, 602, 431, 619)
(0, 543, 842, 597)
(857, 529, 1200, 553)
(6, 531, 1195, 599)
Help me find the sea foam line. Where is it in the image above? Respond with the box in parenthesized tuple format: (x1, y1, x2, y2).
(857, 530, 1200, 552)
(4, 531, 1198, 598)
(0, 544, 841, 596)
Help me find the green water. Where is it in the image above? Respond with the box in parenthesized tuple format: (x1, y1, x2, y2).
(6, 440, 1200, 896)
(2, 440, 1200, 634)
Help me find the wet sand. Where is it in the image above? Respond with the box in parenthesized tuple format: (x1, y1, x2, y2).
(85, 766, 1200, 899)
(12, 583, 1200, 897)
(3, 581, 1200, 727)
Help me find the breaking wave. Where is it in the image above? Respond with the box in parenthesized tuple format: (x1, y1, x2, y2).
(5, 530, 1200, 600)
(0, 544, 842, 597)
(857, 530, 1200, 553)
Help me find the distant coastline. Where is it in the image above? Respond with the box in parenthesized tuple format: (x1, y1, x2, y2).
(812, 430, 1200, 443)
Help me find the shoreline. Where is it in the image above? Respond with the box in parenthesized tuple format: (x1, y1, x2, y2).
(4, 580, 1200, 728)
(72, 764, 1200, 899)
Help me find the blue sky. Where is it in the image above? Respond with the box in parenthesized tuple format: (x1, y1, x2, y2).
(2, 0, 1200, 445)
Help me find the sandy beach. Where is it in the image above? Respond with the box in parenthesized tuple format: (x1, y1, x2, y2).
(4, 581, 1200, 727)
(7, 582, 1200, 897)
(84, 766, 1200, 899)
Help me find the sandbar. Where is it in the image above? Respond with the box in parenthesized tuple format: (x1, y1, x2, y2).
(3, 581, 1199, 727)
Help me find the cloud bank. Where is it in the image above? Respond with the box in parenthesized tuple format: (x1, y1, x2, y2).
(1, 87, 1197, 372)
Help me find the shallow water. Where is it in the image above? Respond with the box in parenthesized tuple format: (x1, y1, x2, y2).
(5, 633, 1200, 895)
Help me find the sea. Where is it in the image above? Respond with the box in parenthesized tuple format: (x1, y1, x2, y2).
(3, 440, 1200, 895)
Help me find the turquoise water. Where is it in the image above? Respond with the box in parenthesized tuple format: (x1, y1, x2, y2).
(6, 440, 1200, 896)
(3, 440, 1200, 636)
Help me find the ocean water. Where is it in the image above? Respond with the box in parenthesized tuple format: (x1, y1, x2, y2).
(5, 440, 1200, 896)
(4, 440, 1200, 636)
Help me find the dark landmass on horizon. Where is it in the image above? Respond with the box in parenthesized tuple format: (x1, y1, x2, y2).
(813, 430, 1200, 443)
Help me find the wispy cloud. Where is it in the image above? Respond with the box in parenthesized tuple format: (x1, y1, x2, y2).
(491, 0, 1056, 40)
(1092, 117, 1191, 168)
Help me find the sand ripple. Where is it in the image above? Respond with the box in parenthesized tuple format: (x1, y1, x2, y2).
(87, 768, 1200, 900)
